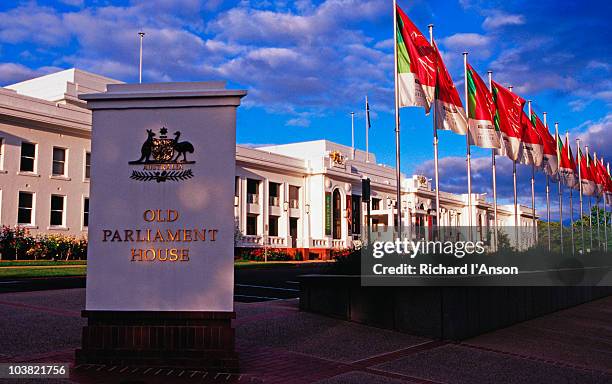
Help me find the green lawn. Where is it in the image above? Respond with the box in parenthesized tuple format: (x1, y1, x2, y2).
(0, 266, 87, 278)
(235, 260, 302, 269)
(0, 260, 87, 267)
(0, 259, 326, 278)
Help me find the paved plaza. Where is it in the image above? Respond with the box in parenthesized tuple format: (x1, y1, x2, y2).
(0, 288, 611, 383)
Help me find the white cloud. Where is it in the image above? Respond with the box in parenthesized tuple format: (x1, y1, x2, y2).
(441, 33, 492, 60)
(286, 117, 311, 127)
(58, 0, 84, 6)
(482, 12, 525, 30)
(0, 63, 40, 84)
(572, 113, 612, 157)
(374, 38, 393, 50)
(443, 33, 490, 49)
(0, 4, 68, 46)
(568, 99, 590, 112)
(0, 63, 60, 85)
(587, 60, 611, 71)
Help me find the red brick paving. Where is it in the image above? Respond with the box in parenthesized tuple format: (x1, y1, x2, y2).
(2, 292, 612, 383)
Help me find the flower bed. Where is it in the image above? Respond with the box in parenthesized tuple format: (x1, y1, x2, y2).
(0, 226, 87, 260)
(236, 247, 292, 262)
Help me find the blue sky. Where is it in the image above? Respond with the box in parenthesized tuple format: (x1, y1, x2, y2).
(0, 0, 610, 218)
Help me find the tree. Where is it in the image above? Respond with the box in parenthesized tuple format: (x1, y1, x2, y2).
(573, 205, 610, 228)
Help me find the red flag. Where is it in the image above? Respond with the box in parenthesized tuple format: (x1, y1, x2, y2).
(466, 63, 499, 148)
(606, 163, 612, 205)
(558, 133, 578, 188)
(578, 147, 597, 196)
(432, 42, 468, 135)
(519, 110, 543, 166)
(602, 159, 612, 193)
(592, 154, 605, 196)
(492, 81, 525, 161)
(396, 5, 437, 112)
(531, 112, 557, 175)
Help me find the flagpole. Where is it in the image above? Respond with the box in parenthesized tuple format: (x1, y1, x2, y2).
(577, 138, 585, 253)
(597, 156, 608, 251)
(428, 24, 441, 232)
(555, 122, 563, 254)
(605, 189, 608, 252)
(595, 152, 601, 250)
(138, 32, 145, 84)
(392, 0, 402, 237)
(528, 100, 536, 247)
(487, 70, 498, 249)
(568, 132, 574, 254)
(606, 188, 609, 251)
(586, 145, 593, 251)
(544, 112, 551, 251)
(365, 96, 370, 163)
(463, 52, 473, 239)
(597, 193, 601, 250)
(589, 195, 593, 250)
(570, 187, 575, 254)
(351, 112, 355, 160)
(509, 86, 519, 245)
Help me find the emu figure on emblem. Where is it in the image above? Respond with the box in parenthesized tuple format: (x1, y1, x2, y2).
(173, 131, 195, 162)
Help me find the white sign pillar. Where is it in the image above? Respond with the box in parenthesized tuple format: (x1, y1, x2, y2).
(76, 82, 246, 370)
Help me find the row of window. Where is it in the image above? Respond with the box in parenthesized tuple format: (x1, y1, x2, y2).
(237, 177, 301, 207)
(17, 191, 89, 228)
(13, 140, 91, 179)
(245, 214, 299, 237)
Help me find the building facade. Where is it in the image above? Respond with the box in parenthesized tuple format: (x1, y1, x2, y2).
(0, 69, 537, 256)
(0, 69, 121, 236)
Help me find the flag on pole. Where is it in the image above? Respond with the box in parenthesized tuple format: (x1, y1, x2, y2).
(432, 42, 468, 135)
(558, 133, 578, 188)
(492, 81, 525, 161)
(600, 158, 610, 196)
(466, 63, 500, 148)
(578, 147, 597, 196)
(366, 97, 371, 129)
(592, 154, 605, 196)
(395, 5, 436, 112)
(531, 112, 557, 175)
(606, 163, 612, 205)
(599, 158, 611, 195)
(519, 110, 543, 166)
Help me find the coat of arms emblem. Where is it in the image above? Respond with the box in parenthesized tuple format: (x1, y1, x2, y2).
(329, 150, 346, 166)
(128, 126, 195, 182)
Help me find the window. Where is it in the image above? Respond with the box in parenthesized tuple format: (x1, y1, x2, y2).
(246, 214, 258, 236)
(372, 198, 381, 210)
(52, 147, 67, 176)
(289, 185, 300, 208)
(234, 176, 240, 197)
(83, 197, 89, 228)
(351, 195, 361, 235)
(0, 138, 4, 169)
(269, 215, 279, 236)
(84, 152, 91, 179)
(20, 142, 36, 172)
(269, 182, 280, 206)
(50, 195, 65, 227)
(17, 192, 34, 225)
(247, 179, 259, 204)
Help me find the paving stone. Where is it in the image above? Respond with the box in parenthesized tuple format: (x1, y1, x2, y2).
(374, 344, 612, 384)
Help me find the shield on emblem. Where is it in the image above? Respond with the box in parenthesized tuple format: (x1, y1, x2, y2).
(151, 138, 175, 162)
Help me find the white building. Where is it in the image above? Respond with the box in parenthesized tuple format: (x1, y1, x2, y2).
(0, 69, 121, 236)
(0, 69, 536, 257)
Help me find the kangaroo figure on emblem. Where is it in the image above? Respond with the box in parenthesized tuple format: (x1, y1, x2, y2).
(129, 129, 155, 164)
(173, 131, 195, 163)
